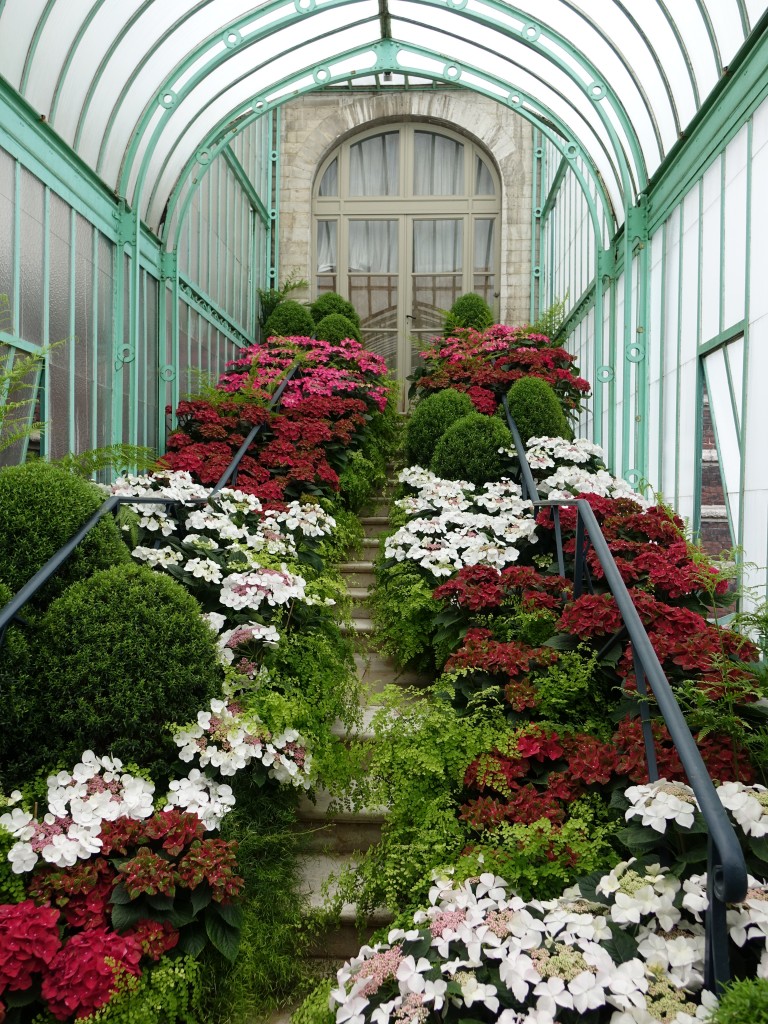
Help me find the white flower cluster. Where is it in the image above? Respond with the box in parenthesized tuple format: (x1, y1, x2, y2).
(219, 564, 307, 611)
(165, 768, 236, 830)
(0, 752, 154, 874)
(113, 472, 335, 560)
(519, 437, 650, 507)
(330, 863, 757, 1024)
(624, 777, 768, 839)
(386, 469, 537, 578)
(173, 698, 313, 788)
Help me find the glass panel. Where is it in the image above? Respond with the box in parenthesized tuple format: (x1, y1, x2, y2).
(349, 133, 399, 196)
(317, 220, 337, 273)
(48, 194, 72, 460)
(473, 275, 495, 306)
(414, 131, 464, 195)
(413, 219, 463, 273)
(474, 218, 495, 272)
(20, 170, 44, 344)
(0, 151, 14, 311)
(319, 158, 338, 196)
(475, 156, 495, 195)
(74, 214, 93, 454)
(412, 274, 462, 330)
(349, 220, 398, 273)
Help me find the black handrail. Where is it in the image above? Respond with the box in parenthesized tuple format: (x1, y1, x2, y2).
(0, 360, 301, 646)
(500, 403, 747, 992)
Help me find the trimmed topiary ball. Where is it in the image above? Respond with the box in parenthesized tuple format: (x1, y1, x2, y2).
(0, 563, 223, 786)
(505, 376, 573, 445)
(443, 293, 494, 335)
(0, 461, 130, 609)
(707, 978, 768, 1024)
(405, 388, 475, 467)
(314, 313, 362, 344)
(309, 292, 361, 329)
(264, 299, 316, 338)
(430, 412, 513, 486)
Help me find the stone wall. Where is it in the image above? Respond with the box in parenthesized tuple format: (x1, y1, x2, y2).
(278, 89, 533, 324)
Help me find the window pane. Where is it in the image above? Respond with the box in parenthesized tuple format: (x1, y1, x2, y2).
(349, 220, 398, 274)
(319, 158, 338, 196)
(317, 220, 337, 273)
(414, 132, 464, 195)
(475, 155, 495, 195)
(349, 133, 399, 196)
(413, 219, 463, 273)
(474, 218, 495, 272)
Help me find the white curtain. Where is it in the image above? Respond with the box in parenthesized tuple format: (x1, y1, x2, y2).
(348, 220, 398, 273)
(414, 132, 464, 195)
(475, 156, 494, 195)
(317, 220, 337, 272)
(474, 218, 495, 272)
(413, 219, 463, 273)
(318, 158, 338, 196)
(349, 133, 399, 196)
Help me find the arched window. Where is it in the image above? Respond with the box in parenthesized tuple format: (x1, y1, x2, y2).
(313, 124, 501, 387)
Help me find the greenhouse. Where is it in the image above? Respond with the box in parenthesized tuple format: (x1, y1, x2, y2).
(1, 3, 768, 1023)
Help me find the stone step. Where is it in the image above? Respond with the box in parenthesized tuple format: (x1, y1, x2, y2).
(298, 851, 392, 933)
(354, 651, 433, 691)
(360, 536, 382, 557)
(359, 515, 390, 537)
(338, 568, 375, 589)
(340, 617, 374, 638)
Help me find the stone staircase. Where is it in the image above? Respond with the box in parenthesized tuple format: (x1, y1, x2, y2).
(265, 477, 431, 1023)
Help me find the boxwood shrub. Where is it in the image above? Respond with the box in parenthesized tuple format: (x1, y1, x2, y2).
(0, 461, 130, 608)
(429, 411, 513, 486)
(405, 388, 475, 468)
(314, 313, 362, 344)
(0, 563, 223, 786)
(506, 376, 573, 444)
(309, 291, 360, 329)
(443, 292, 494, 335)
(263, 299, 316, 338)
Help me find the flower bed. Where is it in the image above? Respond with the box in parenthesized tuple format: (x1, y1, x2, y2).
(323, 331, 766, 1024)
(409, 326, 591, 417)
(161, 335, 390, 504)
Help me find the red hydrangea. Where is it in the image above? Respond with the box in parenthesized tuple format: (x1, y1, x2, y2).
(124, 919, 179, 961)
(175, 838, 244, 903)
(28, 859, 116, 931)
(41, 928, 142, 1021)
(0, 900, 61, 995)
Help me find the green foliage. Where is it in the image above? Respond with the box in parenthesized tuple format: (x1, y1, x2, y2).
(527, 294, 569, 341)
(340, 689, 508, 916)
(54, 445, 159, 477)
(430, 412, 513, 486)
(0, 819, 27, 903)
(204, 784, 311, 1021)
(263, 300, 316, 339)
(257, 270, 308, 328)
(314, 313, 362, 345)
(0, 563, 222, 786)
(707, 978, 768, 1023)
(405, 388, 475, 467)
(443, 292, 494, 335)
(318, 500, 364, 563)
(506, 376, 573, 443)
(309, 291, 361, 329)
(0, 461, 130, 608)
(79, 956, 203, 1024)
(338, 450, 384, 514)
(453, 799, 620, 900)
(533, 648, 605, 725)
(370, 563, 441, 674)
(290, 980, 335, 1024)
(0, 340, 43, 454)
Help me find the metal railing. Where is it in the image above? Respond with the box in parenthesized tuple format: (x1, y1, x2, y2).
(0, 360, 300, 648)
(501, 401, 747, 991)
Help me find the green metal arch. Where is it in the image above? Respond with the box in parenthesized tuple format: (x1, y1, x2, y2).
(117, 0, 642, 214)
(164, 39, 612, 256)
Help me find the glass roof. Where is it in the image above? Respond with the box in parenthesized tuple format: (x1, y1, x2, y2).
(0, 0, 763, 238)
